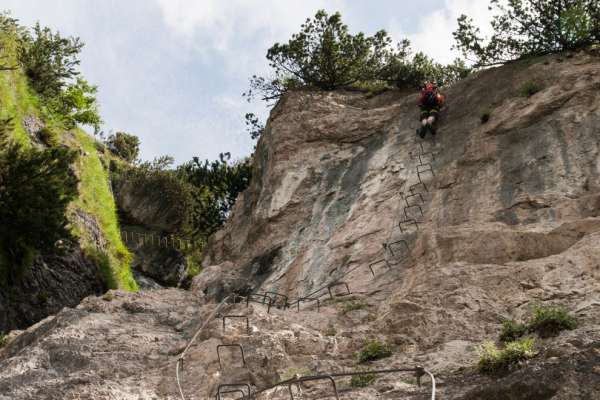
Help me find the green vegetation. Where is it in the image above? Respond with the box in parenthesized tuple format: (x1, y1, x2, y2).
(341, 300, 369, 314)
(176, 153, 252, 240)
(0, 138, 78, 284)
(0, 332, 7, 348)
(74, 130, 136, 290)
(246, 10, 470, 102)
(453, 0, 600, 67)
(477, 338, 538, 374)
(357, 340, 393, 363)
(350, 371, 377, 387)
(520, 80, 543, 97)
(498, 305, 577, 342)
(528, 304, 577, 337)
(499, 319, 528, 343)
(106, 131, 140, 162)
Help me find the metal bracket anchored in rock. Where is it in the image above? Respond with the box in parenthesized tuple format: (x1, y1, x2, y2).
(293, 297, 321, 312)
(216, 344, 246, 370)
(327, 282, 351, 299)
(215, 383, 253, 400)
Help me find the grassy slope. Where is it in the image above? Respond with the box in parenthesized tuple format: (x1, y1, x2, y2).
(0, 28, 137, 291)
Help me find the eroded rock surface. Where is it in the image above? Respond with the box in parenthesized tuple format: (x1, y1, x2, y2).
(1, 52, 599, 399)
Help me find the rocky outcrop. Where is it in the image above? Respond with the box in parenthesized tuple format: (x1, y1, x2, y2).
(1, 51, 599, 399)
(0, 247, 105, 332)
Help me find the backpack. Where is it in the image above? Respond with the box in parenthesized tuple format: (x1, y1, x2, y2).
(422, 86, 438, 107)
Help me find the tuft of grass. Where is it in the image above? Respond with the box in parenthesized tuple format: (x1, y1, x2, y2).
(499, 319, 528, 343)
(519, 80, 542, 97)
(342, 300, 369, 314)
(357, 340, 393, 363)
(350, 371, 377, 387)
(477, 338, 537, 375)
(73, 129, 137, 291)
(37, 126, 58, 146)
(0, 332, 7, 348)
(528, 304, 577, 338)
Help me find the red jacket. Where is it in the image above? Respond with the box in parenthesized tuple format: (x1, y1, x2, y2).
(418, 88, 445, 108)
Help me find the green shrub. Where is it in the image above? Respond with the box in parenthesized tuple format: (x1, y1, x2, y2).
(528, 305, 577, 337)
(105, 131, 140, 163)
(18, 22, 84, 99)
(477, 338, 537, 374)
(520, 80, 542, 97)
(0, 332, 7, 348)
(37, 126, 58, 146)
(453, 0, 600, 67)
(357, 340, 393, 363)
(0, 141, 78, 284)
(342, 300, 369, 314)
(499, 319, 528, 342)
(350, 372, 377, 387)
(50, 78, 102, 131)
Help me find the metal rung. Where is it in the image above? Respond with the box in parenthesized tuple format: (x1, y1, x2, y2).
(409, 182, 428, 193)
(404, 204, 424, 220)
(386, 239, 409, 257)
(327, 282, 351, 299)
(368, 259, 389, 277)
(405, 192, 424, 207)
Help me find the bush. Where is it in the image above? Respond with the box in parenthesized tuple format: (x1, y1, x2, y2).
(519, 80, 543, 97)
(499, 319, 528, 342)
(0, 140, 78, 284)
(342, 300, 369, 314)
(350, 371, 377, 387)
(18, 22, 84, 98)
(453, 0, 600, 67)
(477, 338, 538, 374)
(245, 10, 393, 101)
(50, 78, 102, 131)
(106, 131, 140, 163)
(357, 340, 393, 363)
(380, 43, 471, 88)
(528, 304, 577, 337)
(176, 153, 252, 240)
(37, 126, 59, 146)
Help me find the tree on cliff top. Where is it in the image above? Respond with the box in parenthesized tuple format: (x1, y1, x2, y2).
(453, 0, 600, 67)
(106, 131, 140, 163)
(246, 10, 471, 102)
(244, 10, 392, 101)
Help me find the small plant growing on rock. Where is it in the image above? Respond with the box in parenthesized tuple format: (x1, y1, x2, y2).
(0, 332, 7, 348)
(519, 80, 542, 97)
(499, 319, 528, 343)
(477, 338, 537, 375)
(357, 340, 392, 363)
(528, 304, 577, 338)
(324, 323, 337, 336)
(342, 300, 369, 314)
(350, 370, 377, 387)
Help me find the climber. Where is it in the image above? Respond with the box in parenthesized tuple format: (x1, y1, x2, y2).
(416, 81, 445, 138)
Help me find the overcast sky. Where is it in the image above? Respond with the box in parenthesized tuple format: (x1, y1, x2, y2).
(2, 0, 491, 164)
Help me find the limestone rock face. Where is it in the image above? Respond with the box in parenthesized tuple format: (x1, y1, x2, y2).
(0, 248, 105, 332)
(1, 52, 600, 399)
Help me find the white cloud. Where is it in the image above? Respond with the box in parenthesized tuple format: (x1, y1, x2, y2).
(389, 0, 494, 64)
(154, 0, 348, 73)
